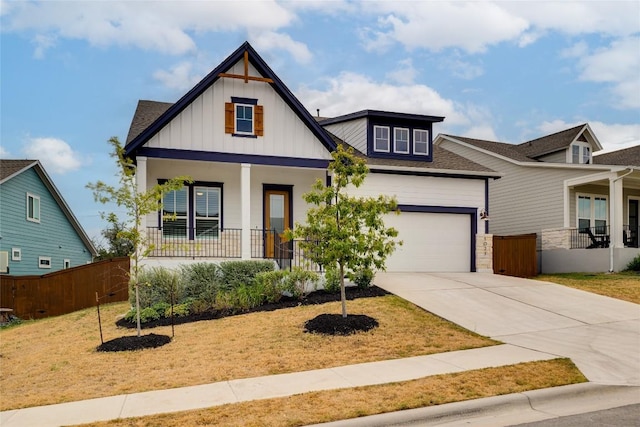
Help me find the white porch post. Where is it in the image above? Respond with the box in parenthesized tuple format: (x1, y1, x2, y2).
(241, 163, 251, 260)
(136, 156, 148, 230)
(610, 174, 624, 248)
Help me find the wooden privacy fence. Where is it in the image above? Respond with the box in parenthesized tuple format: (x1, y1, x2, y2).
(0, 257, 130, 320)
(493, 234, 537, 278)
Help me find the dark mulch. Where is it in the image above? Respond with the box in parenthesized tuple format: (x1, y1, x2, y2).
(115, 286, 389, 330)
(97, 333, 171, 352)
(304, 313, 379, 335)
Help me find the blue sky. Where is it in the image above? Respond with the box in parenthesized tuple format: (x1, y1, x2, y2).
(1, 0, 639, 245)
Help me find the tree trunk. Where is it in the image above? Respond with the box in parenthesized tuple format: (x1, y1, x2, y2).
(340, 263, 347, 318)
(135, 283, 141, 337)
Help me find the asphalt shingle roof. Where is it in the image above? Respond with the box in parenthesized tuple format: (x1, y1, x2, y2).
(442, 135, 534, 162)
(125, 100, 173, 145)
(0, 159, 38, 181)
(515, 124, 586, 158)
(593, 145, 640, 166)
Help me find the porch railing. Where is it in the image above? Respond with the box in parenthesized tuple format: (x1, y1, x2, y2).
(570, 225, 640, 249)
(250, 229, 323, 272)
(145, 227, 242, 258)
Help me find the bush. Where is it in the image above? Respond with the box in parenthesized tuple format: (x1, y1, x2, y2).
(323, 267, 341, 293)
(180, 262, 221, 304)
(625, 254, 640, 272)
(218, 260, 275, 289)
(124, 306, 162, 324)
(255, 270, 289, 303)
(351, 268, 375, 289)
(131, 267, 183, 308)
(168, 303, 190, 317)
(283, 267, 319, 299)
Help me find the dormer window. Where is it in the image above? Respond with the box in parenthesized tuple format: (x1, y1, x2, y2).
(571, 143, 591, 164)
(394, 128, 409, 153)
(374, 126, 390, 152)
(414, 130, 429, 156)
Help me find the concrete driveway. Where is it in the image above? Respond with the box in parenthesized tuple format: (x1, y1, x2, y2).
(374, 272, 640, 386)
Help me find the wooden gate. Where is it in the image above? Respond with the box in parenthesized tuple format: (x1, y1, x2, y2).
(493, 234, 537, 277)
(0, 257, 129, 320)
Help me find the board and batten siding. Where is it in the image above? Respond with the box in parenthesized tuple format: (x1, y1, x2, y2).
(348, 173, 485, 208)
(439, 140, 612, 238)
(322, 118, 368, 154)
(145, 158, 324, 230)
(0, 168, 92, 275)
(145, 61, 332, 161)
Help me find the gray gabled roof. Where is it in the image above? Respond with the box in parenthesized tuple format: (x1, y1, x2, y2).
(0, 160, 98, 256)
(126, 100, 173, 145)
(593, 144, 640, 166)
(441, 123, 604, 163)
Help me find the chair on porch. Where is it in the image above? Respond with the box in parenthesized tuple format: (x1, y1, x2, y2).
(585, 228, 609, 249)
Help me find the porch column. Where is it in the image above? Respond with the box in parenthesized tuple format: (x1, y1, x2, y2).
(610, 175, 624, 248)
(241, 163, 251, 260)
(136, 156, 148, 230)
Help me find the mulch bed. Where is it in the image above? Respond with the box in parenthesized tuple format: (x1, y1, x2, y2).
(114, 286, 389, 336)
(97, 333, 171, 352)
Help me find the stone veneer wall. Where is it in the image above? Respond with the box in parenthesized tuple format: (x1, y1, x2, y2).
(476, 234, 493, 273)
(542, 228, 571, 250)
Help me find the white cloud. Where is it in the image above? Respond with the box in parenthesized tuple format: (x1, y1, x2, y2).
(249, 31, 313, 64)
(441, 57, 484, 80)
(23, 137, 83, 174)
(153, 62, 203, 91)
(560, 41, 589, 59)
(576, 37, 640, 109)
(385, 58, 418, 85)
(2, 1, 295, 56)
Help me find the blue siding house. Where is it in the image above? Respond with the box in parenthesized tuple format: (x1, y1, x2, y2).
(0, 160, 96, 275)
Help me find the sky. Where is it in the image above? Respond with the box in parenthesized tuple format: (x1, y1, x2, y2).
(1, 0, 639, 245)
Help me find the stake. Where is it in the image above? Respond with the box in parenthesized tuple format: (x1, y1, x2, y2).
(96, 292, 104, 345)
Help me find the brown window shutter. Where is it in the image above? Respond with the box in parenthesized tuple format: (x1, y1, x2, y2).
(225, 102, 234, 134)
(255, 105, 264, 136)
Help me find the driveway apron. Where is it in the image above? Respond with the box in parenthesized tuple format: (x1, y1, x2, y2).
(374, 272, 640, 386)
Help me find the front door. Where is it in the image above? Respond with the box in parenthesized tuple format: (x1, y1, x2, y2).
(629, 199, 639, 247)
(264, 189, 290, 258)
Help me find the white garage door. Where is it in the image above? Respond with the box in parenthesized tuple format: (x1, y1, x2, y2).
(384, 212, 471, 272)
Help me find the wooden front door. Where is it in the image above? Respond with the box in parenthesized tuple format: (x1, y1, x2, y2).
(264, 189, 290, 258)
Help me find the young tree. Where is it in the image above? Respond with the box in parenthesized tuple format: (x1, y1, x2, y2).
(87, 136, 192, 336)
(93, 214, 135, 260)
(287, 145, 401, 318)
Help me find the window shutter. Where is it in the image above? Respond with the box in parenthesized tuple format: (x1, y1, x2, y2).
(255, 105, 264, 136)
(224, 102, 234, 134)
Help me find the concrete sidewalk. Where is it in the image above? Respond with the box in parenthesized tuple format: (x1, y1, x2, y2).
(1, 344, 556, 427)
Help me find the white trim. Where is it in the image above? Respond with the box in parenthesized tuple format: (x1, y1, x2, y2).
(413, 129, 429, 156)
(63, 259, 71, 269)
(241, 163, 251, 260)
(576, 192, 608, 231)
(11, 248, 21, 261)
(234, 103, 254, 135)
(393, 127, 409, 154)
(373, 125, 390, 153)
(26, 192, 41, 223)
(38, 256, 52, 269)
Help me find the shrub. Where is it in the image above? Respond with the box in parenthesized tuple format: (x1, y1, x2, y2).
(255, 270, 289, 303)
(180, 262, 221, 304)
(218, 260, 275, 289)
(167, 303, 190, 317)
(323, 266, 341, 293)
(151, 302, 170, 317)
(131, 267, 183, 308)
(625, 254, 640, 272)
(351, 268, 375, 289)
(283, 267, 319, 299)
(188, 299, 211, 315)
(124, 307, 162, 324)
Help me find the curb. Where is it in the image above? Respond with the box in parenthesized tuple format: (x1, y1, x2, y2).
(305, 383, 640, 427)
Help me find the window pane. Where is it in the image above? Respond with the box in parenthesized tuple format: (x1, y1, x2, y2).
(162, 191, 175, 215)
(414, 130, 429, 154)
(572, 145, 580, 163)
(594, 197, 607, 221)
(269, 194, 285, 233)
(578, 196, 590, 220)
(196, 219, 219, 239)
(195, 187, 220, 217)
(395, 128, 408, 153)
(236, 105, 253, 133)
(583, 146, 590, 164)
(375, 126, 389, 151)
(163, 218, 187, 238)
(175, 188, 187, 216)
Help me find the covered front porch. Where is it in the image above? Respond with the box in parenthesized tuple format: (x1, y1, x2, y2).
(136, 156, 326, 270)
(541, 166, 640, 273)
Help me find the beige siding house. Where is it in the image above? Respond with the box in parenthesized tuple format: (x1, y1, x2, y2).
(436, 126, 640, 273)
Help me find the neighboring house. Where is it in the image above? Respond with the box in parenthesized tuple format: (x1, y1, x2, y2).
(124, 41, 500, 273)
(435, 126, 640, 273)
(0, 160, 97, 275)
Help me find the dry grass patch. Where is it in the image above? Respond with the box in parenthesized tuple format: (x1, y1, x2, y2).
(0, 295, 498, 410)
(535, 272, 640, 304)
(82, 359, 586, 427)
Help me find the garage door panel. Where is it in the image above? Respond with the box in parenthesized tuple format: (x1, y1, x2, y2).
(384, 212, 471, 272)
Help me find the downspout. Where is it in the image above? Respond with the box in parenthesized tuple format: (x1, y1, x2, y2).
(609, 167, 635, 272)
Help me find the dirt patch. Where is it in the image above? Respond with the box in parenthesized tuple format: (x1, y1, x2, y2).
(304, 313, 379, 335)
(97, 333, 171, 352)
(115, 286, 389, 330)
